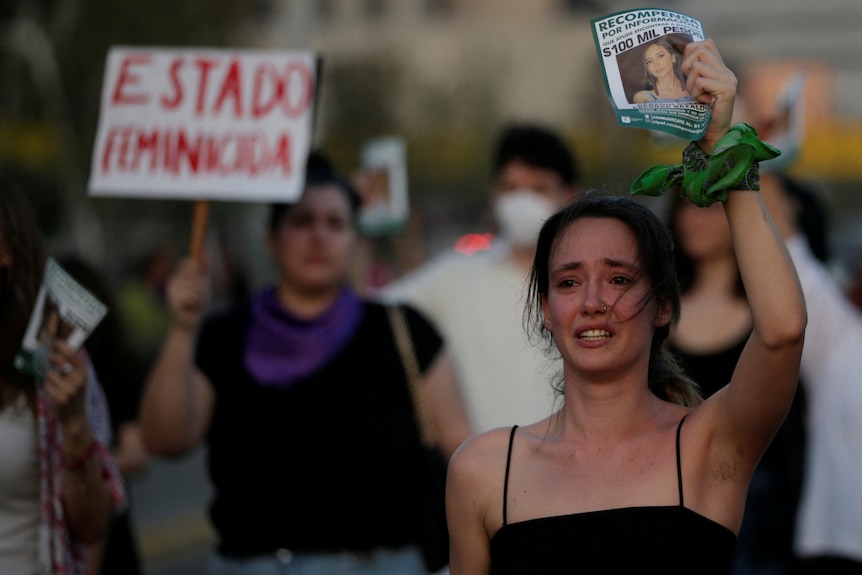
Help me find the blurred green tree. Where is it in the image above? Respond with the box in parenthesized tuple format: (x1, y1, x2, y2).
(0, 0, 258, 234)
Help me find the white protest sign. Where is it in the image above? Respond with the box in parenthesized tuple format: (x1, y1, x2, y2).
(592, 9, 710, 140)
(88, 46, 317, 202)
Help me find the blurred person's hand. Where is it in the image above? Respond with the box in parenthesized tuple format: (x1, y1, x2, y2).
(167, 257, 210, 331)
(45, 341, 88, 428)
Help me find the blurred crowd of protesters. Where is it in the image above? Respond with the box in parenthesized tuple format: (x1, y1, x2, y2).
(3, 58, 862, 574)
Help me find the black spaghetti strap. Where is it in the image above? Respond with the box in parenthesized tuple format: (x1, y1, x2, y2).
(502, 425, 519, 526)
(676, 415, 688, 507)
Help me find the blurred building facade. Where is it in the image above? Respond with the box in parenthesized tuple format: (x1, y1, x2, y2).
(242, 0, 862, 267)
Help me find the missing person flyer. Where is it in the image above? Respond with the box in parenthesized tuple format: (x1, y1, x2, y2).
(14, 258, 107, 381)
(592, 8, 710, 140)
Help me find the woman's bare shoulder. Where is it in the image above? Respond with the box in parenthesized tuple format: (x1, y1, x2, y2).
(448, 426, 520, 498)
(450, 426, 517, 473)
(447, 426, 516, 530)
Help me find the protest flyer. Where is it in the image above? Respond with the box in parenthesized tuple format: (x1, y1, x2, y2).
(592, 8, 710, 140)
(14, 259, 108, 381)
(87, 47, 317, 203)
(357, 135, 409, 235)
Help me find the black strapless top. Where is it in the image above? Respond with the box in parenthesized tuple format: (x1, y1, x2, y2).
(489, 420, 737, 574)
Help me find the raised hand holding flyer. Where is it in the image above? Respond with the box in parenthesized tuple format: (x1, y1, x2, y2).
(592, 8, 710, 140)
(14, 258, 108, 381)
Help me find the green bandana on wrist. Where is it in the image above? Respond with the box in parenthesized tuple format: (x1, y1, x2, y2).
(630, 123, 782, 207)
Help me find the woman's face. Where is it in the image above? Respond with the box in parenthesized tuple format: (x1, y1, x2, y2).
(268, 184, 356, 295)
(645, 44, 674, 79)
(674, 200, 733, 262)
(541, 216, 669, 378)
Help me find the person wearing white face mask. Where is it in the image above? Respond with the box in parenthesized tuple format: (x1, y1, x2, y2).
(492, 189, 559, 250)
(382, 124, 580, 433)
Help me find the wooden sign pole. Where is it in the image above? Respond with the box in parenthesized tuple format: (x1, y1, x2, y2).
(189, 199, 210, 263)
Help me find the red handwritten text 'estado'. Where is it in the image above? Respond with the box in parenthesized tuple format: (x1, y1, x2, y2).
(99, 53, 315, 178)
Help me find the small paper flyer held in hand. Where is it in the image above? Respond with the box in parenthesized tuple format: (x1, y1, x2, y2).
(358, 135, 409, 236)
(14, 258, 108, 381)
(591, 8, 710, 140)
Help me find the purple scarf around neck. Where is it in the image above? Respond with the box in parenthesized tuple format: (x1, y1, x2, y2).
(243, 286, 364, 389)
